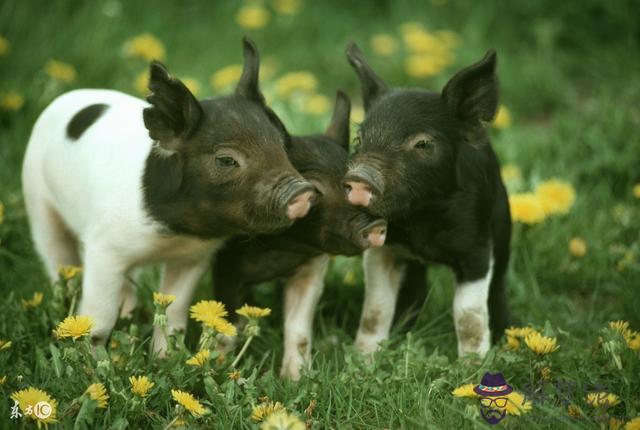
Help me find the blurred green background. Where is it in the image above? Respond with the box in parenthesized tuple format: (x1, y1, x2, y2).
(1, 1, 640, 427)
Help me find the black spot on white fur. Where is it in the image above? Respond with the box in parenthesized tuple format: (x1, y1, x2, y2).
(66, 103, 109, 140)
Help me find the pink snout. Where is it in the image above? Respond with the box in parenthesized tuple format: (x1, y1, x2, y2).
(287, 190, 314, 220)
(345, 181, 373, 207)
(364, 223, 387, 248)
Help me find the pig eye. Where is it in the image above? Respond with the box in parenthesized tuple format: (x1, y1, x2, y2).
(414, 139, 435, 152)
(215, 156, 239, 168)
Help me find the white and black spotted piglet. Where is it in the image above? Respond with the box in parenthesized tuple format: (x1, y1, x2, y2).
(21, 38, 315, 351)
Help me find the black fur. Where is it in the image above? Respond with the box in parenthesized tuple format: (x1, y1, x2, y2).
(66, 103, 108, 140)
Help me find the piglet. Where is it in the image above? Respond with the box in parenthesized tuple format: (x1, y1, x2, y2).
(22, 38, 314, 350)
(213, 91, 387, 379)
(344, 43, 511, 358)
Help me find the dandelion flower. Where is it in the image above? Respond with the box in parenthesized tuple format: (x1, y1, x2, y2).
(228, 370, 241, 380)
(236, 5, 270, 29)
(11, 387, 58, 425)
(1, 91, 24, 111)
(210, 318, 237, 337)
(302, 94, 331, 116)
(153, 292, 176, 307)
(500, 164, 521, 183)
(186, 349, 211, 367)
(0, 339, 11, 350)
(129, 376, 154, 397)
(181, 77, 200, 97)
(252, 401, 285, 422)
(633, 184, 640, 199)
(275, 71, 317, 98)
(54, 315, 94, 340)
(45, 60, 76, 83)
(402, 26, 439, 54)
(567, 404, 582, 418)
(524, 332, 559, 355)
(0, 35, 9, 56)
(273, 0, 303, 15)
(351, 106, 364, 124)
(625, 331, 640, 351)
(451, 383, 479, 398)
(85, 383, 109, 408)
(535, 179, 576, 215)
(171, 389, 208, 417)
(493, 105, 511, 129)
(134, 70, 149, 96)
(505, 336, 520, 350)
(190, 300, 228, 323)
(509, 193, 546, 225)
(625, 417, 640, 430)
(405, 53, 449, 78)
(568, 237, 587, 257)
(237, 305, 272, 319)
(370, 34, 398, 56)
(504, 391, 532, 415)
(610, 417, 626, 430)
(22, 292, 44, 309)
(261, 410, 305, 430)
(609, 320, 631, 337)
(124, 33, 165, 61)
(210, 64, 243, 91)
(586, 392, 620, 409)
(58, 265, 82, 281)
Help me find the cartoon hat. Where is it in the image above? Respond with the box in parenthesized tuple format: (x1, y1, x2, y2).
(473, 372, 513, 397)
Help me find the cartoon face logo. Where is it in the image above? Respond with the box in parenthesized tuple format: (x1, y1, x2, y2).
(474, 372, 513, 425)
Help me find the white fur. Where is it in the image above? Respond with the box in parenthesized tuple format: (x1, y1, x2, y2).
(355, 246, 406, 354)
(22, 90, 223, 346)
(280, 254, 329, 380)
(453, 258, 493, 357)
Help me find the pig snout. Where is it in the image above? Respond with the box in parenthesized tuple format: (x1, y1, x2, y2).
(359, 219, 387, 248)
(344, 167, 382, 207)
(287, 189, 315, 220)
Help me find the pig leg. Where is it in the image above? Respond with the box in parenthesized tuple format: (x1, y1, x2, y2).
(119, 277, 137, 318)
(280, 254, 330, 380)
(453, 257, 494, 357)
(355, 246, 406, 355)
(152, 254, 211, 353)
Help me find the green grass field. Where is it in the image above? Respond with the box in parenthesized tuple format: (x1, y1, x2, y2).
(1, 0, 639, 428)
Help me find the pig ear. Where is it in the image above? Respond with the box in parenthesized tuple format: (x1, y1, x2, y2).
(324, 90, 351, 151)
(442, 50, 498, 123)
(143, 61, 203, 151)
(235, 37, 265, 104)
(346, 42, 388, 110)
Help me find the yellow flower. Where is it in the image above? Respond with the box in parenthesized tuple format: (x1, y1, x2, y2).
(504, 391, 532, 415)
(0, 339, 11, 350)
(228, 370, 241, 380)
(505, 336, 520, 350)
(625, 417, 640, 430)
(186, 349, 211, 367)
(633, 184, 640, 199)
(58, 265, 82, 281)
(273, 0, 303, 15)
(129, 376, 154, 397)
(237, 304, 272, 319)
(568, 237, 587, 257)
(1, 91, 24, 111)
(181, 77, 201, 97)
(535, 179, 576, 216)
(22, 292, 44, 309)
(171, 389, 208, 417)
(210, 64, 243, 91)
(85, 383, 109, 408)
(626, 331, 640, 351)
(405, 53, 450, 78)
(567, 404, 582, 418)
(611, 417, 626, 430)
(370, 34, 398, 56)
(11, 387, 58, 425)
(124, 33, 166, 61)
(54, 315, 94, 340)
(493, 105, 511, 129)
(540, 366, 552, 380)
(402, 25, 439, 54)
(509, 193, 546, 225)
(0, 375, 6, 384)
(351, 105, 364, 124)
(275, 71, 317, 98)
(211, 318, 238, 337)
(524, 332, 559, 355)
(451, 383, 479, 398)
(153, 292, 176, 307)
(190, 299, 227, 323)
(130, 70, 148, 96)
(434, 30, 460, 49)
(586, 392, 620, 409)
(252, 401, 286, 422)
(45, 60, 76, 83)
(500, 164, 521, 183)
(302, 94, 331, 115)
(0, 35, 10, 56)
(609, 320, 631, 338)
(236, 5, 270, 29)
(261, 410, 305, 430)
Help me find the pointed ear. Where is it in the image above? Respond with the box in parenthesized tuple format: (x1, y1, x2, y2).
(324, 90, 351, 151)
(235, 37, 265, 104)
(143, 61, 202, 151)
(442, 50, 498, 123)
(346, 42, 388, 111)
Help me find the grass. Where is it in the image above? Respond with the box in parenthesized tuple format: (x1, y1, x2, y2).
(1, 0, 640, 428)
